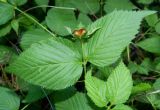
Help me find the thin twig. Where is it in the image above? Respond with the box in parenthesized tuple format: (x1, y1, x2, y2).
(20, 104, 30, 110)
(14, 7, 55, 37)
(23, 5, 76, 13)
(84, 1, 98, 19)
(41, 88, 54, 110)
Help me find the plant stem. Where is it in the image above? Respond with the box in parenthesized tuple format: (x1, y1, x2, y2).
(100, 0, 104, 17)
(14, 7, 55, 37)
(41, 88, 54, 110)
(106, 104, 112, 110)
(81, 39, 87, 75)
(0, 65, 12, 87)
(146, 95, 157, 110)
(20, 104, 29, 110)
(23, 5, 75, 13)
(127, 44, 130, 62)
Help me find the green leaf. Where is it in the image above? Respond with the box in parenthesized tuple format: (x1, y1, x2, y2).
(34, 0, 49, 12)
(138, 58, 153, 75)
(128, 61, 138, 74)
(55, 0, 99, 14)
(145, 13, 159, 27)
(55, 92, 94, 110)
(153, 78, 160, 90)
(0, 2, 14, 25)
(0, 45, 15, 64)
(52, 87, 77, 103)
(0, 86, 20, 110)
(128, 58, 154, 75)
(98, 66, 113, 79)
(46, 8, 77, 36)
(147, 94, 160, 109)
(112, 104, 133, 110)
(6, 38, 83, 90)
(106, 62, 133, 104)
(155, 22, 160, 34)
(0, 45, 11, 63)
(11, 19, 19, 35)
(78, 13, 92, 26)
(86, 10, 155, 67)
(104, 0, 135, 13)
(23, 85, 50, 103)
(138, 0, 153, 4)
(16, 78, 30, 91)
(0, 23, 11, 37)
(137, 36, 160, 54)
(7, 0, 27, 6)
(132, 83, 152, 94)
(72, 0, 99, 14)
(85, 70, 108, 107)
(0, 0, 7, 2)
(17, 15, 36, 29)
(20, 29, 53, 50)
(55, 0, 73, 8)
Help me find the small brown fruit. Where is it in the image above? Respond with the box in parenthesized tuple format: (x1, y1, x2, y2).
(73, 28, 87, 38)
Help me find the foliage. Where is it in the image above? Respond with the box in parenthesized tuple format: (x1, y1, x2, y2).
(0, 0, 160, 110)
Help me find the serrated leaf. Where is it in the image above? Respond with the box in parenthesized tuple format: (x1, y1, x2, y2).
(132, 83, 151, 94)
(55, 0, 99, 14)
(106, 62, 133, 104)
(112, 104, 133, 110)
(138, 0, 153, 4)
(153, 78, 160, 90)
(0, 2, 14, 25)
(46, 8, 77, 36)
(137, 36, 160, 54)
(20, 29, 53, 50)
(0, 45, 16, 64)
(8, 0, 27, 6)
(128, 61, 138, 74)
(138, 58, 154, 75)
(34, 0, 49, 12)
(0, 23, 11, 37)
(18, 15, 36, 29)
(104, 0, 135, 13)
(78, 13, 92, 26)
(6, 38, 83, 90)
(11, 19, 19, 35)
(98, 66, 114, 80)
(23, 85, 50, 103)
(0, 87, 20, 110)
(86, 10, 155, 67)
(0, 0, 7, 2)
(147, 94, 160, 109)
(145, 13, 159, 27)
(0, 45, 11, 62)
(85, 70, 108, 107)
(52, 87, 77, 103)
(72, 0, 99, 14)
(155, 22, 160, 34)
(55, 92, 94, 110)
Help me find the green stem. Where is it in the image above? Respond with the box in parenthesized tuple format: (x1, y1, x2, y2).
(127, 45, 130, 62)
(23, 5, 75, 13)
(0, 65, 12, 87)
(106, 104, 112, 110)
(14, 7, 55, 37)
(146, 95, 157, 110)
(81, 39, 87, 75)
(41, 88, 54, 110)
(20, 104, 29, 110)
(84, 61, 87, 75)
(143, 27, 153, 36)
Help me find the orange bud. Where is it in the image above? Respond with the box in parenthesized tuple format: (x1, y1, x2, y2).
(73, 28, 87, 38)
